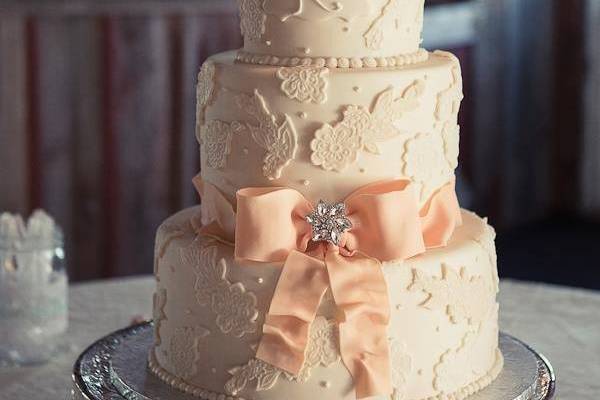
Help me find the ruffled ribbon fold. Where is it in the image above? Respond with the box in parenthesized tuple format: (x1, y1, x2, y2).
(193, 176, 462, 399)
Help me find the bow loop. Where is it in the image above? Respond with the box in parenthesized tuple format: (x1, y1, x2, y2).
(235, 187, 312, 263)
(345, 181, 424, 261)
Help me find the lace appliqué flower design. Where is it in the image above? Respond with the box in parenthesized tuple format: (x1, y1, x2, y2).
(236, 90, 298, 180)
(181, 241, 259, 337)
(153, 288, 167, 346)
(224, 317, 340, 395)
(199, 120, 245, 169)
(291, 317, 340, 382)
(311, 81, 425, 172)
(276, 66, 329, 104)
(238, 0, 267, 41)
(390, 339, 412, 400)
(442, 122, 460, 169)
(410, 264, 493, 325)
(167, 326, 210, 379)
(403, 132, 453, 200)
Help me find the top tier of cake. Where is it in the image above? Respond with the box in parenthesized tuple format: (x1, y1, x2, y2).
(238, 0, 425, 65)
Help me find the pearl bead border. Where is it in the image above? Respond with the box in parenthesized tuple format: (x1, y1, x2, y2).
(148, 351, 244, 400)
(235, 48, 429, 69)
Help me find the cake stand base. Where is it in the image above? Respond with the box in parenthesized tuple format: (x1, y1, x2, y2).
(70, 322, 555, 400)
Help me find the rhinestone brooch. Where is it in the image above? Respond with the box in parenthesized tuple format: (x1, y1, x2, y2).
(305, 200, 353, 246)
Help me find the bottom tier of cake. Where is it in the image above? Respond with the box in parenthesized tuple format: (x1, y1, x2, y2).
(150, 207, 502, 400)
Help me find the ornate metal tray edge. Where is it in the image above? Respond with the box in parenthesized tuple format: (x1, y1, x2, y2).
(71, 322, 556, 400)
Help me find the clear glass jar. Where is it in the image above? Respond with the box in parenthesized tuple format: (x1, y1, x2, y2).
(0, 210, 68, 365)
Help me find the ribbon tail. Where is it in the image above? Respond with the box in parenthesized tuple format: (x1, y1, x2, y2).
(326, 247, 392, 398)
(256, 250, 329, 375)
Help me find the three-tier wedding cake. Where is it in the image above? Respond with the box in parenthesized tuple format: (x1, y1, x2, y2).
(149, 1, 502, 399)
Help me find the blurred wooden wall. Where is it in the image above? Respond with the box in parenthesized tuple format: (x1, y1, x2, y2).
(0, 0, 241, 281)
(0, 0, 596, 280)
(583, 0, 600, 215)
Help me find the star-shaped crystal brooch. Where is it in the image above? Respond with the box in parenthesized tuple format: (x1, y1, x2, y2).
(305, 200, 353, 246)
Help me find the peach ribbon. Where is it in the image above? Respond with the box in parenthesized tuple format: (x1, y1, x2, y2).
(193, 176, 462, 399)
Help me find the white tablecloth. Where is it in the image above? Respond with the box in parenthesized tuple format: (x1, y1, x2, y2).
(0, 277, 598, 399)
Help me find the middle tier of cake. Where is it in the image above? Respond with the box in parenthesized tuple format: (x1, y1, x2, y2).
(197, 50, 463, 206)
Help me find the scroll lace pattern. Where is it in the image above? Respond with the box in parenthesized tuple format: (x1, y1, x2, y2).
(422, 50, 463, 196)
(434, 51, 463, 123)
(181, 241, 259, 338)
(310, 80, 425, 172)
(224, 317, 340, 396)
(433, 304, 500, 394)
(199, 120, 245, 169)
(235, 90, 298, 180)
(153, 289, 167, 347)
(390, 339, 413, 400)
(196, 61, 216, 126)
(410, 264, 494, 325)
(167, 326, 210, 379)
(364, 0, 403, 50)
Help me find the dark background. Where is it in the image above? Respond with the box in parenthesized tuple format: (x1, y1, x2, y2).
(1, 0, 599, 288)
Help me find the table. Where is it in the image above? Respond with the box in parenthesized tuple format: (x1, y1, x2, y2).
(0, 277, 598, 399)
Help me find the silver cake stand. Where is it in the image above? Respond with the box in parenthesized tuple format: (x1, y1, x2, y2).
(70, 322, 555, 400)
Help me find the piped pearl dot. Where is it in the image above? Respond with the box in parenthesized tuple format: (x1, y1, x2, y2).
(359, 168, 366, 173)
(257, 277, 264, 284)
(417, 369, 424, 376)
(303, 47, 311, 55)
(321, 381, 332, 388)
(298, 111, 308, 119)
(396, 304, 403, 310)
(185, 309, 192, 315)
(302, 179, 310, 186)
(436, 326, 441, 332)
(211, 367, 217, 373)
(342, 26, 349, 32)
(242, 147, 249, 155)
(265, 40, 272, 46)
(353, 86, 361, 93)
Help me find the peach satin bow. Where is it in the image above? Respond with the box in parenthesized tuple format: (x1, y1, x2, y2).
(193, 176, 462, 399)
